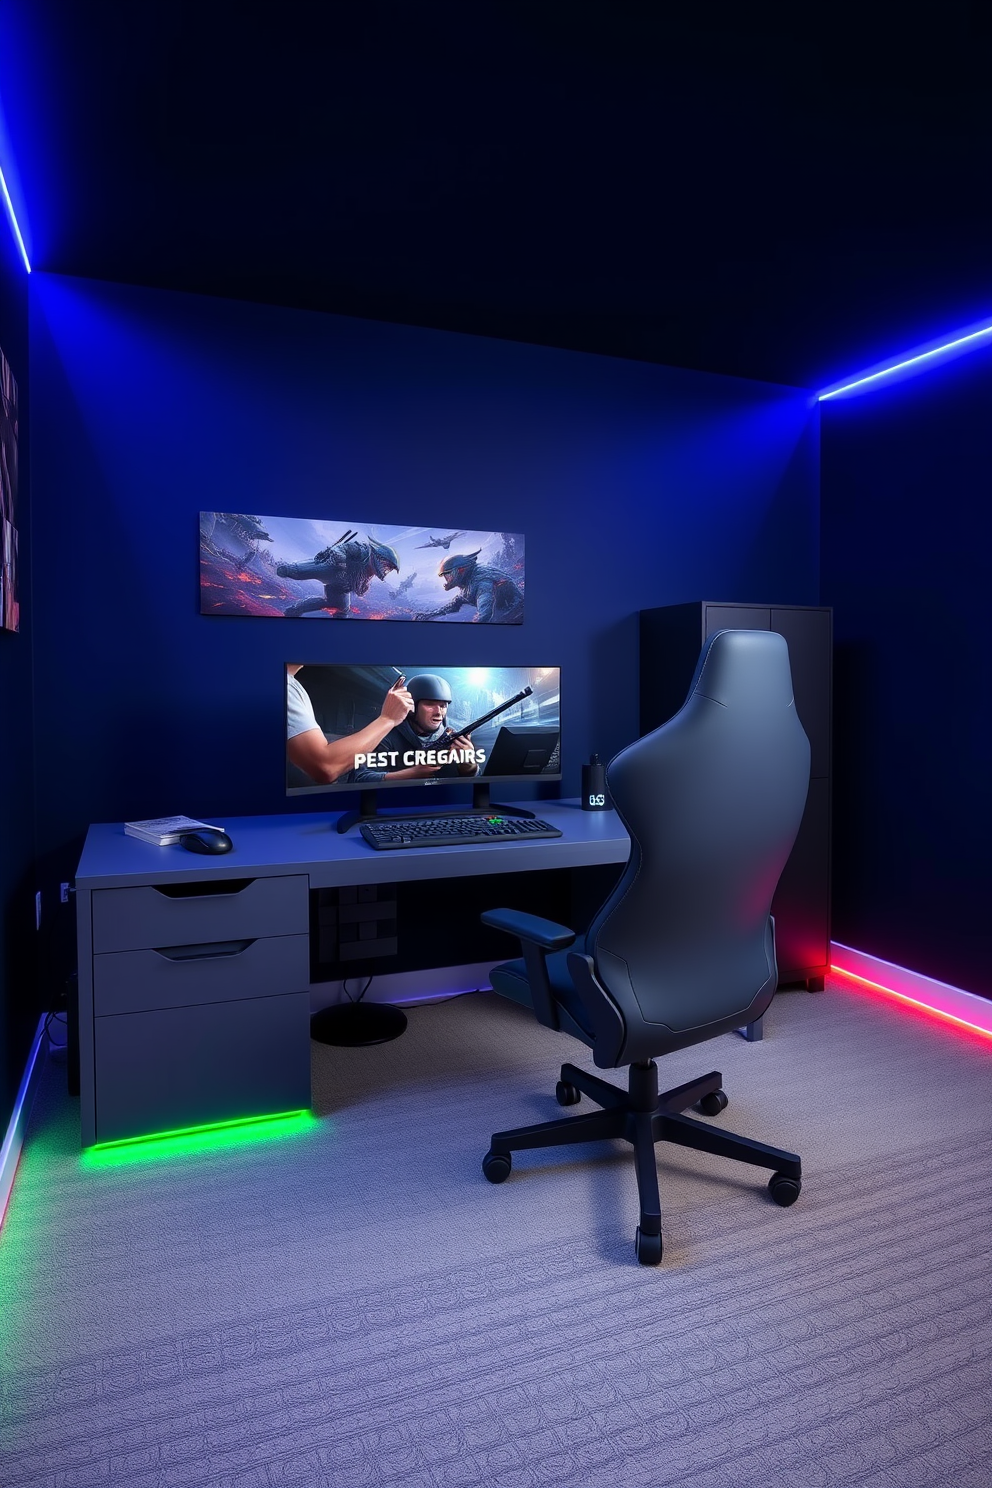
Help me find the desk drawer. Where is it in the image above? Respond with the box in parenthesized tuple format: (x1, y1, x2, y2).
(91, 875, 309, 953)
(93, 933, 310, 1016)
(93, 991, 312, 1144)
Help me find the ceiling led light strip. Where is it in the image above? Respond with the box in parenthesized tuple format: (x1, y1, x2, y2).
(819, 323, 992, 400)
(0, 162, 31, 272)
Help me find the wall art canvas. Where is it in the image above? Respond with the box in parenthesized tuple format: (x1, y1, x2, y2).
(199, 514, 525, 624)
(0, 345, 19, 633)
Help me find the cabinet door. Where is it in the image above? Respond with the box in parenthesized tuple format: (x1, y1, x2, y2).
(703, 604, 770, 634)
(771, 778, 830, 980)
(93, 992, 311, 1143)
(770, 607, 831, 779)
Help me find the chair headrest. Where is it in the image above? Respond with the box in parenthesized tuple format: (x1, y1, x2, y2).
(689, 629, 795, 711)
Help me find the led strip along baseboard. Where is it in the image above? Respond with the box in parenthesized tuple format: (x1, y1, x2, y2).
(0, 1014, 47, 1231)
(829, 942, 992, 1042)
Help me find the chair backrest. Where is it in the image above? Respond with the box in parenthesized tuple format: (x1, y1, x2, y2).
(586, 629, 810, 1062)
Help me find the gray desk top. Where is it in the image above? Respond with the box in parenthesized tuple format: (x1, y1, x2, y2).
(76, 800, 631, 891)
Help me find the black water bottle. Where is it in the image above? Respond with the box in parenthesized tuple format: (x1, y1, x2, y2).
(581, 753, 610, 810)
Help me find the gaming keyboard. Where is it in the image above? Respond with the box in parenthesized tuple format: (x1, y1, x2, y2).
(359, 814, 563, 850)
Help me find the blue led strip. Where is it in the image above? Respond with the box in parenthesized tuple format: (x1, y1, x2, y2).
(0, 161, 31, 272)
(0, 1015, 47, 1231)
(819, 323, 992, 400)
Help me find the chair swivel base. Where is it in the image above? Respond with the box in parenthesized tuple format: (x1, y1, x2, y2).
(310, 1002, 408, 1047)
(483, 1060, 802, 1266)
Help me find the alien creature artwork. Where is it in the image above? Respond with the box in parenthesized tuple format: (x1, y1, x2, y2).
(199, 515, 525, 624)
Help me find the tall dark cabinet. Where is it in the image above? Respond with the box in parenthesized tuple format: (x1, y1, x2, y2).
(639, 602, 832, 991)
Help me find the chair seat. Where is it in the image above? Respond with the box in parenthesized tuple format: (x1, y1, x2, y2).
(490, 950, 596, 1046)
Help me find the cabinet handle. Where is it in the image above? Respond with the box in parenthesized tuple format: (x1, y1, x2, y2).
(153, 939, 255, 962)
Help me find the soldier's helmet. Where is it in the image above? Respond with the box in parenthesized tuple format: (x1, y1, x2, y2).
(368, 537, 400, 580)
(407, 674, 452, 704)
(438, 549, 481, 587)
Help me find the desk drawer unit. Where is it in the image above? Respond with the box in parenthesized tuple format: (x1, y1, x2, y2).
(82, 874, 313, 1145)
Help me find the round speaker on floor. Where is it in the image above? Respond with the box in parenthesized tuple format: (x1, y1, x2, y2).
(310, 1002, 408, 1047)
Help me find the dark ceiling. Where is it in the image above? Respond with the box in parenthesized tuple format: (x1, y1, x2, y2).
(2, 0, 990, 389)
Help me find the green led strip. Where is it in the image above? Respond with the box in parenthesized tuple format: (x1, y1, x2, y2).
(83, 1109, 316, 1167)
(92, 1108, 312, 1150)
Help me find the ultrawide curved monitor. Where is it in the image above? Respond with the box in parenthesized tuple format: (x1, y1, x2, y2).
(286, 663, 561, 796)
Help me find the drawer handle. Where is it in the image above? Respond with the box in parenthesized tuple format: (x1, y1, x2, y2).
(153, 939, 255, 962)
(153, 879, 254, 900)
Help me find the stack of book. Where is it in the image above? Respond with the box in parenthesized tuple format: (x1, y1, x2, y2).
(124, 816, 225, 845)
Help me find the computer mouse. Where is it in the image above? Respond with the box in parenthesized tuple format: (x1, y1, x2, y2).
(180, 829, 233, 855)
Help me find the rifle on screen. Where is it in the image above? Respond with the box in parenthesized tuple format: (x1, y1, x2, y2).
(438, 685, 534, 744)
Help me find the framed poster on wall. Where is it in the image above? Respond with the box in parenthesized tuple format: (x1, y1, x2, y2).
(199, 514, 525, 624)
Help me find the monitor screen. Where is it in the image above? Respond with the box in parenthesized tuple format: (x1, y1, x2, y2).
(286, 664, 560, 795)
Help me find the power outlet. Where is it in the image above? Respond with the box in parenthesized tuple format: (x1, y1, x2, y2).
(35, 890, 42, 930)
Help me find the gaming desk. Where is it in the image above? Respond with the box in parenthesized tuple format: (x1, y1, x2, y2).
(74, 802, 630, 1146)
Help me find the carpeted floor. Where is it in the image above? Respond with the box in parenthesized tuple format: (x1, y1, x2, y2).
(1, 976, 991, 1487)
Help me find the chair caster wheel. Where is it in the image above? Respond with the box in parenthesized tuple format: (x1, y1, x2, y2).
(556, 1080, 581, 1106)
(634, 1226, 662, 1265)
(768, 1172, 801, 1206)
(695, 1089, 729, 1117)
(483, 1150, 511, 1184)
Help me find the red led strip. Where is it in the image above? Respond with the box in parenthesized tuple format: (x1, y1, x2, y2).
(829, 964, 992, 1043)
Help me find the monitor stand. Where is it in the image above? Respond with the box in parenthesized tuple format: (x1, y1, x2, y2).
(335, 783, 537, 834)
(310, 1000, 408, 1047)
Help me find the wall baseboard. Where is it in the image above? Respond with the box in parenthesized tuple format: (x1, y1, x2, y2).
(830, 942, 992, 1037)
(0, 1015, 48, 1230)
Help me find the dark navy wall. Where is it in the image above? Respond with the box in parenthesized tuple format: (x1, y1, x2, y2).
(0, 230, 35, 1134)
(28, 272, 818, 959)
(821, 350, 992, 997)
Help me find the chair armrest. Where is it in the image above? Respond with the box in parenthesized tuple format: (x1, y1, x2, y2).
(481, 909, 576, 953)
(481, 908, 576, 1033)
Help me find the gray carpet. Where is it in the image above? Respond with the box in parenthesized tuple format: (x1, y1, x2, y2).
(2, 977, 991, 1487)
